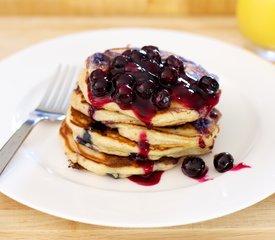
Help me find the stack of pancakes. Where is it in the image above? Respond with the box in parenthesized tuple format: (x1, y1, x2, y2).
(60, 47, 221, 178)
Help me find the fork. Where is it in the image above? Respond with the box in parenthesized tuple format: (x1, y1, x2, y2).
(0, 65, 80, 175)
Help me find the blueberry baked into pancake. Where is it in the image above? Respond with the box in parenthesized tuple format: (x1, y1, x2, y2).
(60, 45, 221, 179)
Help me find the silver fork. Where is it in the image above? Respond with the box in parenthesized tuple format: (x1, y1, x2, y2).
(0, 65, 80, 175)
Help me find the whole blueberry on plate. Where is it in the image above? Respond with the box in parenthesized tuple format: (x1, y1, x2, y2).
(181, 156, 207, 178)
(214, 152, 234, 173)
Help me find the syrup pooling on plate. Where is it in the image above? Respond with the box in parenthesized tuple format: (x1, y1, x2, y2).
(86, 46, 221, 125)
(128, 171, 164, 186)
(231, 162, 251, 171)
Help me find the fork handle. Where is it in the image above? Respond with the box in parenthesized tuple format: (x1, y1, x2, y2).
(0, 117, 42, 175)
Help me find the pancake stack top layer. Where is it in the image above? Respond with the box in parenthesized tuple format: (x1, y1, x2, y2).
(60, 46, 222, 179)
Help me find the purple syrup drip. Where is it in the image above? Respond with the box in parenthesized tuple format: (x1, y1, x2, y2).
(128, 171, 163, 186)
(231, 162, 251, 171)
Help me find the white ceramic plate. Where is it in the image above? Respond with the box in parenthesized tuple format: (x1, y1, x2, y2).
(0, 28, 275, 228)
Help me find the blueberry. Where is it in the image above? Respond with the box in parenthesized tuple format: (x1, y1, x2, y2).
(83, 130, 92, 144)
(193, 118, 209, 133)
(141, 46, 161, 63)
(76, 130, 92, 145)
(152, 89, 171, 109)
(89, 69, 112, 97)
(110, 55, 129, 75)
(198, 76, 219, 95)
(115, 84, 134, 106)
(141, 45, 159, 52)
(130, 50, 147, 63)
(129, 153, 148, 161)
(166, 55, 183, 70)
(89, 69, 106, 82)
(114, 74, 135, 88)
(92, 52, 110, 65)
(113, 55, 129, 68)
(86, 53, 110, 70)
(122, 49, 132, 58)
(160, 67, 178, 87)
(139, 61, 162, 77)
(214, 152, 234, 173)
(90, 121, 107, 132)
(76, 136, 86, 145)
(125, 62, 143, 73)
(134, 72, 151, 85)
(209, 108, 220, 120)
(136, 79, 156, 98)
(181, 156, 207, 178)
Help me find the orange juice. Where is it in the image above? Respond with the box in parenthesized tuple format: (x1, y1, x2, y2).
(237, 0, 275, 50)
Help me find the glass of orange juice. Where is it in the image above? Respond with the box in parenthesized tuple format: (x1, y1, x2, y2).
(237, 0, 275, 62)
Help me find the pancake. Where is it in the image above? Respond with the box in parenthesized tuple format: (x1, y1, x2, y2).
(66, 107, 218, 160)
(60, 45, 222, 179)
(60, 121, 179, 178)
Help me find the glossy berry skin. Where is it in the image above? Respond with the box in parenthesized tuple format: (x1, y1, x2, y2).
(115, 74, 135, 88)
(198, 76, 219, 95)
(209, 108, 219, 120)
(140, 61, 162, 77)
(136, 79, 156, 98)
(166, 55, 183, 70)
(134, 72, 151, 85)
(142, 45, 161, 63)
(130, 50, 147, 63)
(122, 49, 132, 58)
(125, 62, 143, 73)
(111, 55, 129, 75)
(160, 67, 178, 87)
(141, 45, 159, 52)
(214, 152, 234, 173)
(89, 69, 106, 82)
(90, 69, 111, 97)
(181, 156, 207, 178)
(114, 84, 134, 106)
(152, 89, 171, 109)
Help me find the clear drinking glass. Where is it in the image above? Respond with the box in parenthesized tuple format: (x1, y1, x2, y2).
(237, 0, 275, 62)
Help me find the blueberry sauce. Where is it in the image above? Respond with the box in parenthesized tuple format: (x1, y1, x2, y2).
(171, 82, 221, 115)
(128, 159, 162, 186)
(86, 46, 221, 126)
(196, 173, 213, 183)
(87, 91, 113, 109)
(138, 131, 150, 159)
(137, 159, 154, 174)
(198, 136, 206, 148)
(128, 171, 163, 186)
(231, 162, 251, 171)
